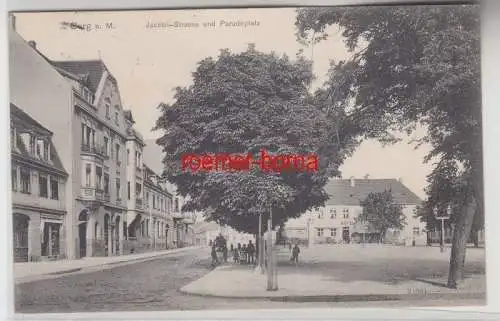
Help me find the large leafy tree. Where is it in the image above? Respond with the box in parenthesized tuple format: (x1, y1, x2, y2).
(154, 45, 356, 235)
(296, 4, 481, 288)
(359, 191, 406, 243)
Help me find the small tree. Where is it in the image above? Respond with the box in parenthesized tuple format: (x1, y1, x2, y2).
(359, 191, 406, 243)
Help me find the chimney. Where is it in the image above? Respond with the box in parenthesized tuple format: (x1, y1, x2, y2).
(364, 174, 370, 179)
(349, 176, 355, 187)
(28, 41, 37, 49)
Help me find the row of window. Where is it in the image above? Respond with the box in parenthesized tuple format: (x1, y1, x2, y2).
(81, 123, 124, 165)
(83, 162, 179, 214)
(139, 219, 169, 238)
(316, 208, 350, 219)
(145, 190, 172, 212)
(11, 165, 60, 200)
(316, 227, 349, 237)
(315, 227, 421, 238)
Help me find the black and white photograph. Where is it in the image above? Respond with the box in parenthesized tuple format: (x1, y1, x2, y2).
(8, 3, 485, 314)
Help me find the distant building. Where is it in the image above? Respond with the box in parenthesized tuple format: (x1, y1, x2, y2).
(284, 177, 426, 246)
(142, 165, 173, 250)
(143, 139, 198, 247)
(10, 103, 69, 262)
(192, 222, 255, 247)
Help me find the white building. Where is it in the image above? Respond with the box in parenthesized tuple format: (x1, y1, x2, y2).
(192, 222, 255, 247)
(285, 177, 426, 246)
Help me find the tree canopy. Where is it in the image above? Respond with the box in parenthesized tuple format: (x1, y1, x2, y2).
(359, 191, 406, 241)
(154, 45, 356, 234)
(296, 4, 481, 287)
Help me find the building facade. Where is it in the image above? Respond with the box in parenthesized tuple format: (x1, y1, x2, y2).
(284, 177, 427, 246)
(11, 104, 69, 262)
(9, 19, 186, 259)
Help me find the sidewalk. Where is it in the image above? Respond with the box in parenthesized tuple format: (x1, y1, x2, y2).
(180, 245, 486, 301)
(15, 246, 202, 284)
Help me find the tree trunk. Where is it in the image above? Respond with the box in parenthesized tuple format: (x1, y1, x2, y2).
(447, 198, 477, 288)
(470, 228, 479, 248)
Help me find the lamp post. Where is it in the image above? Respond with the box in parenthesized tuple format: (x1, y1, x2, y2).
(307, 217, 312, 248)
(434, 206, 451, 253)
(165, 224, 169, 249)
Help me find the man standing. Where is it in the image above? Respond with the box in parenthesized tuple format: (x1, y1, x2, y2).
(247, 240, 256, 265)
(291, 243, 300, 265)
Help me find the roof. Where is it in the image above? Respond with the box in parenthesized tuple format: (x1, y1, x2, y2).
(324, 178, 422, 206)
(10, 103, 52, 136)
(50, 60, 111, 92)
(10, 103, 67, 175)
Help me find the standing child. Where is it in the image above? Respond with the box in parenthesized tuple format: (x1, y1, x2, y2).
(211, 244, 218, 268)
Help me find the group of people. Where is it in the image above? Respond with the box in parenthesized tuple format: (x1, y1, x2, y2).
(209, 233, 302, 267)
(210, 234, 257, 267)
(230, 241, 256, 264)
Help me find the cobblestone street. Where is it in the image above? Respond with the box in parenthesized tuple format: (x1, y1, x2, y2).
(15, 247, 484, 313)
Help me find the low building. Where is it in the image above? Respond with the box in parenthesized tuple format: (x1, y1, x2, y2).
(192, 222, 255, 248)
(284, 177, 427, 246)
(11, 103, 69, 262)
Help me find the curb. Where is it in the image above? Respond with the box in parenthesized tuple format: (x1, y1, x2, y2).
(16, 246, 202, 284)
(179, 287, 486, 302)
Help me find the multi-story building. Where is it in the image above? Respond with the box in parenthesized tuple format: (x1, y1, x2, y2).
(10, 16, 195, 258)
(10, 20, 135, 259)
(284, 177, 426, 246)
(143, 139, 197, 247)
(143, 165, 173, 250)
(10, 103, 69, 262)
(122, 110, 146, 252)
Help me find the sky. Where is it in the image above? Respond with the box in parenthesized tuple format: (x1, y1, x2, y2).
(14, 8, 433, 199)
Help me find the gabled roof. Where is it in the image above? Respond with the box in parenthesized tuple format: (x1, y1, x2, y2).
(10, 103, 52, 136)
(10, 103, 67, 175)
(324, 178, 422, 206)
(50, 60, 112, 92)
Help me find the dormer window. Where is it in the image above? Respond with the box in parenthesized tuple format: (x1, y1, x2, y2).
(36, 138, 49, 161)
(82, 86, 94, 104)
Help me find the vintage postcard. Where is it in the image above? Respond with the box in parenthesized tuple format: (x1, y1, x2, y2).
(8, 4, 485, 314)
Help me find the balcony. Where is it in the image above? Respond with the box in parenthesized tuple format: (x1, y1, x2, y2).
(81, 144, 107, 159)
(81, 187, 104, 202)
